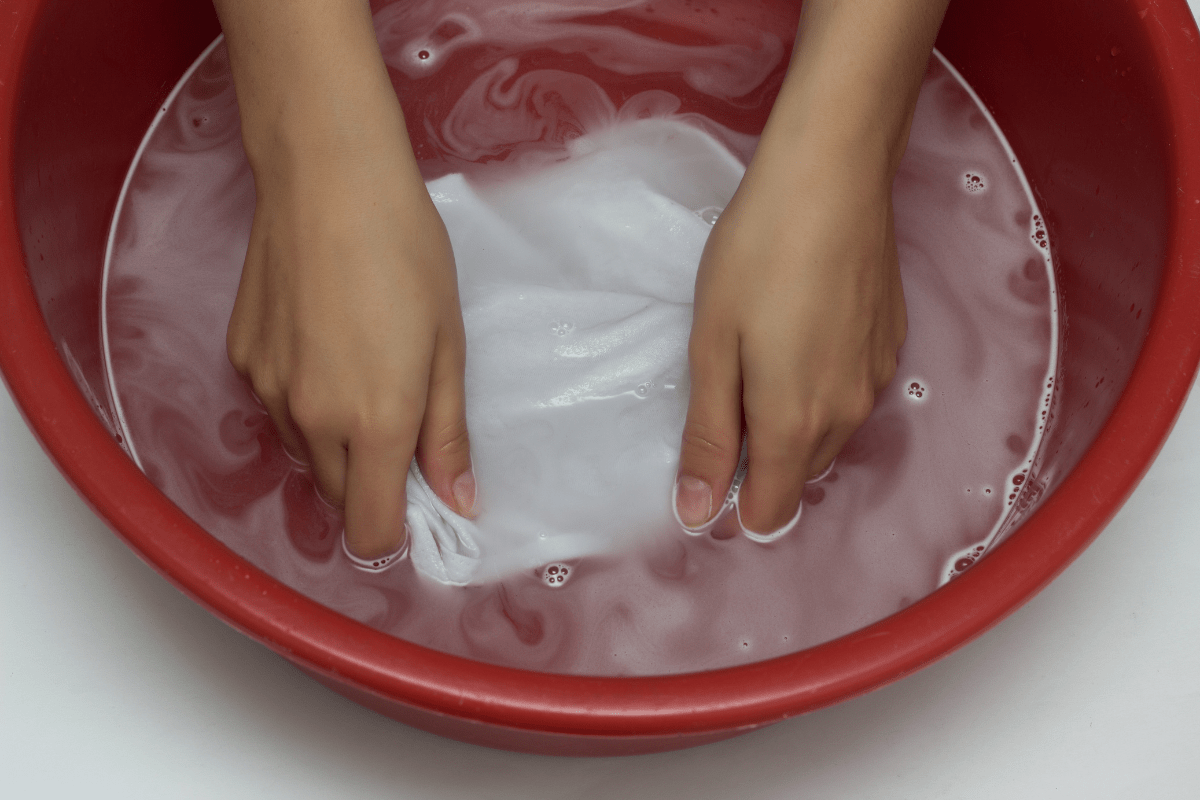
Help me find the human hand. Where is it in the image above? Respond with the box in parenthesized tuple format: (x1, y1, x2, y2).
(670, 0, 951, 538)
(226, 107, 475, 562)
(214, 0, 477, 563)
(673, 142, 907, 537)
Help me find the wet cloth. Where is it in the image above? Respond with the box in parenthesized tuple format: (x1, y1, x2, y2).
(405, 118, 745, 583)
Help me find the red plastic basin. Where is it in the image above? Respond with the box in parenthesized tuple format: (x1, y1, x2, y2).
(2, 0, 1199, 755)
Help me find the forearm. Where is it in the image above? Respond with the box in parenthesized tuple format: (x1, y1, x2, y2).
(757, 0, 951, 181)
(212, 0, 418, 188)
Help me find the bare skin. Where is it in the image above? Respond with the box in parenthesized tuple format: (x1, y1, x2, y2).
(213, 0, 949, 556)
(216, 0, 474, 560)
(676, 0, 950, 534)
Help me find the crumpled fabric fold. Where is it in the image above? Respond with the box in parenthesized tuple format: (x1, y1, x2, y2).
(404, 118, 750, 584)
(405, 462, 482, 585)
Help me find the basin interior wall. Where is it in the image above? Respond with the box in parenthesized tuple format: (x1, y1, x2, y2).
(4, 0, 1184, 755)
(13, 0, 1170, 523)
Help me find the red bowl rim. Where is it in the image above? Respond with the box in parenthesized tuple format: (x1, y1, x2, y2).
(2, 0, 1199, 739)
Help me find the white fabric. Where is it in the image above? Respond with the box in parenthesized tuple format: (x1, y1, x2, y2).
(404, 118, 745, 584)
(405, 462, 482, 585)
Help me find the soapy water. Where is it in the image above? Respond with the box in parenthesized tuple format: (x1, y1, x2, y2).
(100, 0, 1058, 675)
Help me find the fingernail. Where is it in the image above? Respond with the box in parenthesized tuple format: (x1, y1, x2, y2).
(452, 469, 477, 518)
(675, 475, 713, 528)
(343, 525, 410, 573)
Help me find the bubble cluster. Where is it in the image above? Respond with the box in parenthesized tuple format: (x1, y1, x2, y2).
(907, 381, 927, 399)
(950, 545, 987, 576)
(549, 320, 575, 336)
(964, 172, 986, 193)
(1031, 214, 1048, 250)
(542, 562, 572, 587)
(1011, 474, 1045, 514)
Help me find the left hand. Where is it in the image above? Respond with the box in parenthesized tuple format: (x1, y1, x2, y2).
(672, 0, 949, 537)
(674, 140, 907, 536)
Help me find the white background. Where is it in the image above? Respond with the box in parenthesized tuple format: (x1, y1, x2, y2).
(3, 5, 1199, 796)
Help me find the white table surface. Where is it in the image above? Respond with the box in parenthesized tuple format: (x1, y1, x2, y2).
(5, 9, 1200, 795)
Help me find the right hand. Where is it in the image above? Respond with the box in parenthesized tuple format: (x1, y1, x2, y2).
(226, 111, 476, 561)
(676, 140, 906, 536)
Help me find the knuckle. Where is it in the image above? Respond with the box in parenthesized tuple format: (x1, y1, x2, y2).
(349, 395, 417, 446)
(893, 308, 909, 347)
(775, 421, 819, 459)
(312, 468, 346, 508)
(286, 380, 337, 435)
(226, 342, 250, 375)
(843, 386, 876, 428)
(680, 420, 739, 466)
(876, 351, 899, 389)
(749, 404, 819, 450)
(225, 319, 251, 373)
(250, 373, 285, 408)
(225, 331, 259, 378)
(433, 417, 471, 460)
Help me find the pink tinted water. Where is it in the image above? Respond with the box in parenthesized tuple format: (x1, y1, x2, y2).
(102, 0, 1057, 675)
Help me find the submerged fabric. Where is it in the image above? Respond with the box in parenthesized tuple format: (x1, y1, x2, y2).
(409, 118, 744, 583)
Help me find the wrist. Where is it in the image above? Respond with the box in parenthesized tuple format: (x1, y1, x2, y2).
(755, 56, 916, 186)
(756, 0, 950, 182)
(753, 110, 903, 196)
(216, 0, 416, 185)
(240, 77, 414, 190)
(745, 116, 897, 216)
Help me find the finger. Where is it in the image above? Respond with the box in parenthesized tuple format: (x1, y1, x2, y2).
(737, 347, 835, 533)
(286, 386, 350, 503)
(883, 209, 908, 354)
(737, 402, 819, 536)
(803, 402, 874, 483)
(739, 379, 874, 533)
(808, 375, 884, 477)
(675, 327, 743, 530)
(344, 422, 416, 560)
(805, 421, 861, 482)
(287, 384, 348, 504)
(255, 381, 308, 465)
(415, 320, 476, 517)
(225, 306, 308, 463)
(304, 432, 349, 508)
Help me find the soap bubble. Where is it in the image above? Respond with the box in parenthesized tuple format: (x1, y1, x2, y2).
(541, 562, 572, 587)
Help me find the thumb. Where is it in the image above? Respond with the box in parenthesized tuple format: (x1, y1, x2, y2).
(415, 321, 476, 518)
(675, 331, 743, 531)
